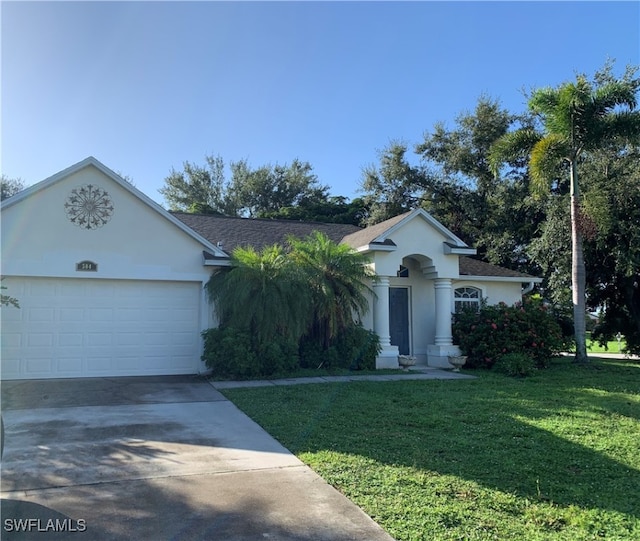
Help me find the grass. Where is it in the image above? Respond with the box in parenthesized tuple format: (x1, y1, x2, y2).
(208, 366, 410, 381)
(223, 357, 640, 541)
(586, 332, 627, 354)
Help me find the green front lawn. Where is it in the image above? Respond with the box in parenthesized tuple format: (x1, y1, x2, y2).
(587, 332, 627, 354)
(223, 358, 640, 540)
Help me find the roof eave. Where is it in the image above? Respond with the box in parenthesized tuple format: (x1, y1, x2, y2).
(457, 275, 543, 283)
(354, 242, 398, 254)
(444, 243, 476, 255)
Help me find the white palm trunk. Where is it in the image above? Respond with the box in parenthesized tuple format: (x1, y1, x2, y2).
(570, 160, 588, 362)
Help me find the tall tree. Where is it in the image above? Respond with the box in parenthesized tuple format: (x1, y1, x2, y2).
(228, 159, 329, 218)
(160, 155, 331, 218)
(582, 146, 640, 354)
(490, 63, 640, 363)
(1, 175, 25, 201)
(360, 142, 425, 225)
(416, 97, 543, 272)
(260, 196, 369, 226)
(159, 154, 230, 214)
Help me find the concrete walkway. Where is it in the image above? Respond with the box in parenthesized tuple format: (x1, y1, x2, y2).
(210, 367, 475, 389)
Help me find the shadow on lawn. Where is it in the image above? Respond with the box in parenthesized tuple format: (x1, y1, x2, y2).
(268, 364, 640, 520)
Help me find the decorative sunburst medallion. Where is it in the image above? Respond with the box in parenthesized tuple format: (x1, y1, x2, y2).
(64, 185, 114, 230)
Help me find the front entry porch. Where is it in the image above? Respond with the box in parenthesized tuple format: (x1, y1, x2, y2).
(372, 270, 461, 369)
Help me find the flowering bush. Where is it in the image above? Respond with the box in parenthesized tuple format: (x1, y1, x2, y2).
(452, 298, 565, 369)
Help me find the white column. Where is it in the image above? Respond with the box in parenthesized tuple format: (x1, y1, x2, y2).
(373, 276, 398, 368)
(373, 276, 392, 348)
(434, 278, 453, 346)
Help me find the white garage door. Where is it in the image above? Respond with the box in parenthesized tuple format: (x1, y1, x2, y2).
(1, 277, 202, 380)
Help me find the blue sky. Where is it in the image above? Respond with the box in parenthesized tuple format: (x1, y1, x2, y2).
(2, 1, 638, 205)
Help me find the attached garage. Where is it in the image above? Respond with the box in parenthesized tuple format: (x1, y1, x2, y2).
(1, 277, 202, 380)
(1, 157, 228, 380)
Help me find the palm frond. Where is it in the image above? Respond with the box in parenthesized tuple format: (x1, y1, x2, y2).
(595, 111, 640, 146)
(529, 87, 559, 117)
(529, 134, 568, 195)
(288, 231, 375, 345)
(489, 128, 541, 176)
(205, 243, 311, 344)
(593, 80, 638, 111)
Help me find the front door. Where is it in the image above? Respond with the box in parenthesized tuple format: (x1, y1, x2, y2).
(389, 287, 410, 355)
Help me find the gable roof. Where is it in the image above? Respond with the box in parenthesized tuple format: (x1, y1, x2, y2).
(341, 209, 473, 253)
(172, 212, 361, 254)
(1, 156, 227, 258)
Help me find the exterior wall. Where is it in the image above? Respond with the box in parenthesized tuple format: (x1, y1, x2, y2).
(371, 218, 460, 278)
(1, 165, 211, 284)
(452, 280, 524, 310)
(1, 164, 215, 376)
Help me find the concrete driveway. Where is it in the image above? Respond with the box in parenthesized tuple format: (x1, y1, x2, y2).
(1, 376, 394, 541)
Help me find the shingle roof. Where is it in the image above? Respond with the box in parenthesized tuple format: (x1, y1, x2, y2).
(341, 212, 410, 249)
(459, 256, 537, 279)
(173, 212, 539, 280)
(172, 212, 360, 253)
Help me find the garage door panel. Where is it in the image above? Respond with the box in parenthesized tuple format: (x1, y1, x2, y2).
(171, 332, 196, 346)
(1, 278, 202, 380)
(87, 333, 113, 346)
(2, 358, 20, 373)
(60, 308, 85, 321)
(113, 357, 138, 371)
(3, 333, 22, 347)
(59, 333, 84, 346)
(116, 333, 141, 346)
(89, 308, 115, 322)
(58, 358, 83, 373)
(28, 308, 55, 322)
(116, 308, 142, 321)
(25, 357, 54, 374)
(29, 282, 56, 296)
(28, 333, 54, 347)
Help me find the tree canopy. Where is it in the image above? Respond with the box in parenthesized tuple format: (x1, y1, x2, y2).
(1, 175, 25, 201)
(159, 154, 352, 220)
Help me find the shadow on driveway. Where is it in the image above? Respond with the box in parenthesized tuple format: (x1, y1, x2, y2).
(1, 375, 394, 541)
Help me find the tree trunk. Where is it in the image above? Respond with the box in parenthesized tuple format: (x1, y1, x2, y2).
(570, 160, 589, 363)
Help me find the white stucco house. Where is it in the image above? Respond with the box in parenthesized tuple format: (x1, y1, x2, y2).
(1, 157, 541, 380)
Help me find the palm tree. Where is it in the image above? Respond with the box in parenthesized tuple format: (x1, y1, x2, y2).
(288, 231, 376, 349)
(490, 65, 640, 362)
(205, 244, 311, 346)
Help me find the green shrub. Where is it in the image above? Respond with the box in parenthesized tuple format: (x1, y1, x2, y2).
(202, 327, 298, 379)
(493, 353, 536, 377)
(299, 339, 339, 369)
(300, 325, 381, 371)
(336, 325, 381, 371)
(453, 297, 564, 369)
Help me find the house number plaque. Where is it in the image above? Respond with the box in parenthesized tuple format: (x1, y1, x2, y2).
(76, 260, 98, 272)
